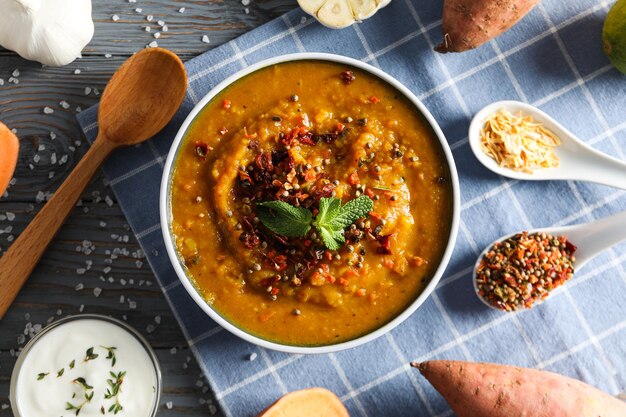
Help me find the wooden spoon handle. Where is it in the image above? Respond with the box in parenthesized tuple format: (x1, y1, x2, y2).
(0, 137, 117, 319)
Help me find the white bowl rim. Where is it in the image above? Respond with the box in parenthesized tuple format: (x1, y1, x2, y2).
(160, 52, 461, 354)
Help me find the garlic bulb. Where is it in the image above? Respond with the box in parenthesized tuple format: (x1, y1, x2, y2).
(298, 0, 391, 29)
(0, 0, 94, 67)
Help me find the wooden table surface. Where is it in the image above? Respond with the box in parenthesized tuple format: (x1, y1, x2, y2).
(0, 1, 295, 415)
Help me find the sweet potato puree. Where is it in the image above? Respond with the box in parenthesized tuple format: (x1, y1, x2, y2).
(169, 61, 453, 346)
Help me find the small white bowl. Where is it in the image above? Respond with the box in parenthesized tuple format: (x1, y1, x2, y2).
(160, 53, 461, 354)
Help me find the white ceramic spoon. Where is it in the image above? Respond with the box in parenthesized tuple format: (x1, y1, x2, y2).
(472, 209, 626, 311)
(468, 100, 626, 190)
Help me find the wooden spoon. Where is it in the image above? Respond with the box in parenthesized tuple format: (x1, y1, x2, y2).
(0, 48, 187, 319)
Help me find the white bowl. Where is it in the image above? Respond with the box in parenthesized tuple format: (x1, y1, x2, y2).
(160, 53, 461, 354)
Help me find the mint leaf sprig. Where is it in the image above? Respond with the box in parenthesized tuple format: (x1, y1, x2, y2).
(256, 196, 373, 250)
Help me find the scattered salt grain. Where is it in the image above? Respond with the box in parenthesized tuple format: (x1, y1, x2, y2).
(93, 287, 102, 297)
(157, 20, 165, 26)
(35, 191, 45, 203)
(105, 195, 114, 206)
(111, 14, 119, 21)
(195, 380, 203, 387)
(8, 77, 19, 84)
(79, 304, 85, 312)
(209, 405, 217, 415)
(154, 315, 161, 324)
(154, 32, 160, 39)
(0, 79, 4, 86)
(50, 131, 57, 139)
(135, 7, 142, 13)
(74, 69, 81, 75)
(248, 352, 257, 361)
(77, 268, 86, 275)
(165, 402, 173, 410)
(301, 16, 307, 24)
(75, 283, 84, 291)
(145, 26, 151, 32)
(6, 212, 15, 221)
(202, 35, 210, 44)
(162, 25, 168, 32)
(129, 300, 137, 309)
(84, 87, 91, 95)
(242, 0, 250, 5)
(146, 324, 155, 333)
(43, 107, 54, 114)
(76, 106, 82, 113)
(136, 260, 143, 269)
(148, 41, 158, 48)
(105, 53, 112, 58)
(170, 347, 177, 355)
(146, 15, 153, 21)
(12, 69, 20, 77)
(178, 7, 185, 13)
(120, 295, 125, 304)
(56, 309, 62, 316)
(59, 100, 70, 109)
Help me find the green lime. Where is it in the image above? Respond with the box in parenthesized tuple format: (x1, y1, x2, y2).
(604, 0, 626, 74)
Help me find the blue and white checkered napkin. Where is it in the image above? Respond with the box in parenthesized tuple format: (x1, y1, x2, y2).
(77, 1, 626, 415)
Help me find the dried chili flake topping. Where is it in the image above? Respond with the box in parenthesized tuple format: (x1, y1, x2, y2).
(340, 70, 356, 85)
(475, 232, 576, 312)
(369, 96, 380, 104)
(195, 141, 212, 160)
(222, 99, 232, 109)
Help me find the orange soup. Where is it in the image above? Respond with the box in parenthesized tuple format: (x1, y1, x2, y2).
(169, 61, 453, 346)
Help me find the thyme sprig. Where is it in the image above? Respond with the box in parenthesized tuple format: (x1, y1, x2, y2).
(104, 371, 126, 414)
(84, 347, 99, 362)
(100, 346, 117, 367)
(66, 390, 94, 416)
(67, 377, 94, 416)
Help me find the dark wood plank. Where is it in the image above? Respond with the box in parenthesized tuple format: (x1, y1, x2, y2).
(0, 1, 298, 415)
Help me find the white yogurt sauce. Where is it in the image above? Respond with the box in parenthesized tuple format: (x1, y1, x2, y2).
(14, 318, 158, 417)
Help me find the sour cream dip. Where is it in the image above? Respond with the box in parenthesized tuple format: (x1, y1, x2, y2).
(10, 315, 161, 417)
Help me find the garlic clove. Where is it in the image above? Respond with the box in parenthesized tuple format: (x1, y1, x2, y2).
(348, 0, 379, 21)
(0, 0, 94, 67)
(298, 0, 326, 16)
(316, 0, 355, 29)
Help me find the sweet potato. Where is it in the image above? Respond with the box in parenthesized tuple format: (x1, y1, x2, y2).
(436, 0, 541, 53)
(0, 121, 19, 196)
(256, 388, 350, 417)
(412, 360, 626, 417)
